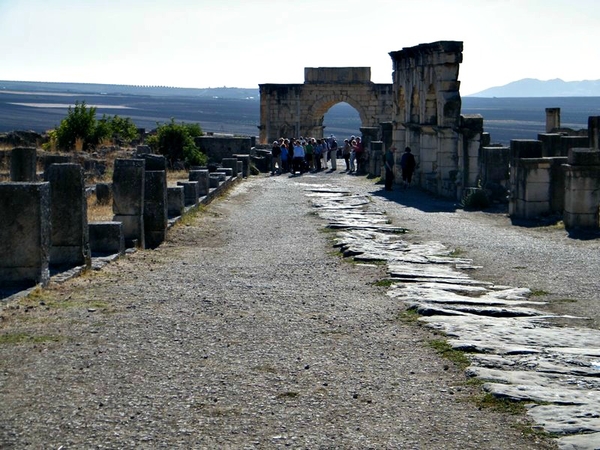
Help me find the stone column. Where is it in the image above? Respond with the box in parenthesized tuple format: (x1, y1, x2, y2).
(563, 148, 600, 229)
(46, 163, 91, 268)
(360, 127, 379, 176)
(177, 181, 200, 206)
(589, 116, 600, 150)
(537, 133, 562, 157)
(167, 186, 185, 218)
(88, 222, 124, 256)
(232, 154, 251, 178)
(370, 141, 384, 178)
(189, 169, 210, 196)
(112, 159, 145, 248)
(0, 183, 50, 287)
(222, 158, 239, 176)
(546, 108, 560, 132)
(144, 170, 168, 249)
(380, 122, 393, 151)
(10, 147, 37, 181)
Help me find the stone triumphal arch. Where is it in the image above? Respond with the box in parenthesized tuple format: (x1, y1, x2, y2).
(258, 67, 393, 144)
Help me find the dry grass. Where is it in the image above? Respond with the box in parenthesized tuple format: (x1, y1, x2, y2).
(87, 195, 113, 222)
(167, 169, 188, 186)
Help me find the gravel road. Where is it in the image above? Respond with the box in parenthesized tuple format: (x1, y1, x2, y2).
(0, 170, 565, 449)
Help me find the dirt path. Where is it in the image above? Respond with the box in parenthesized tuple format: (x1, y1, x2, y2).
(0, 174, 556, 448)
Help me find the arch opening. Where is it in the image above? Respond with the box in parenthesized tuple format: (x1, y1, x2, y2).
(322, 102, 361, 140)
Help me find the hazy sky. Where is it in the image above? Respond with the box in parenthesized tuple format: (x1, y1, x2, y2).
(1, 0, 598, 95)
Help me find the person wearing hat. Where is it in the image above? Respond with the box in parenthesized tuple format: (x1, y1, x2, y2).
(384, 146, 396, 191)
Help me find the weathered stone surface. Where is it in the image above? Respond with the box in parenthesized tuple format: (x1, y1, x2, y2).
(189, 169, 209, 196)
(46, 163, 90, 268)
(88, 221, 124, 255)
(167, 186, 184, 218)
(95, 182, 112, 205)
(0, 183, 50, 287)
(308, 182, 600, 447)
(177, 180, 199, 206)
(144, 170, 167, 249)
(10, 147, 37, 181)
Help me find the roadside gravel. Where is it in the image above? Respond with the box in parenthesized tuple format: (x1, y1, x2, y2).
(0, 171, 559, 449)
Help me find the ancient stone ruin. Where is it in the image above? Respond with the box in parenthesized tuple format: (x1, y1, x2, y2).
(259, 40, 600, 230)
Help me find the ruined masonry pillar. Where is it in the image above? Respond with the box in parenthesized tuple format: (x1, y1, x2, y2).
(232, 154, 251, 178)
(189, 169, 209, 196)
(370, 141, 384, 178)
(46, 163, 91, 268)
(0, 183, 51, 287)
(545, 108, 560, 133)
(588, 116, 600, 150)
(222, 158, 239, 176)
(112, 159, 145, 248)
(144, 170, 168, 249)
(10, 147, 37, 181)
(563, 148, 600, 229)
(177, 181, 200, 206)
(167, 186, 185, 218)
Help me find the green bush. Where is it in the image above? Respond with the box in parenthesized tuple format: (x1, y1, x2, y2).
(54, 101, 139, 151)
(56, 101, 105, 151)
(147, 119, 207, 167)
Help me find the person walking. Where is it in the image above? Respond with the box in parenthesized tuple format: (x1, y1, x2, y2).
(342, 139, 351, 171)
(384, 146, 395, 191)
(400, 146, 416, 188)
(271, 140, 281, 175)
(328, 135, 338, 171)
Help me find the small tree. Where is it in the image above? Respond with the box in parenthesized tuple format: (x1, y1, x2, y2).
(56, 101, 105, 151)
(54, 102, 139, 151)
(147, 119, 207, 167)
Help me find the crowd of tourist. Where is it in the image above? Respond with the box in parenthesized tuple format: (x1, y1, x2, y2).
(270, 135, 367, 176)
(270, 135, 417, 193)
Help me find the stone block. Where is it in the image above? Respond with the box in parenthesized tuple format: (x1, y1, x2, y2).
(143, 154, 167, 171)
(232, 154, 251, 178)
(510, 140, 543, 160)
(537, 133, 562, 157)
(189, 169, 210, 196)
(560, 136, 589, 157)
(588, 116, 600, 150)
(42, 154, 71, 174)
(568, 148, 600, 166)
(177, 181, 199, 206)
(96, 182, 112, 205)
(46, 163, 90, 268)
(10, 147, 37, 181)
(144, 170, 167, 249)
(0, 183, 50, 287)
(237, 160, 243, 177)
(167, 186, 185, 217)
(222, 158, 238, 176)
(113, 214, 144, 248)
(209, 174, 220, 188)
(89, 221, 124, 255)
(112, 159, 145, 215)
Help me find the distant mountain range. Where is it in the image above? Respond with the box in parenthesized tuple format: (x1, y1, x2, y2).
(468, 78, 600, 97)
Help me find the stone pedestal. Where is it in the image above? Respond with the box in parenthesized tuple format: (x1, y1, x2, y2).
(167, 186, 185, 217)
(0, 183, 50, 287)
(232, 154, 251, 178)
(189, 169, 210, 196)
(144, 170, 167, 249)
(589, 116, 600, 150)
(222, 158, 239, 176)
(560, 136, 589, 157)
(177, 181, 200, 206)
(537, 133, 562, 157)
(112, 159, 145, 248)
(95, 182, 112, 205)
(546, 108, 561, 132)
(563, 148, 600, 229)
(369, 141, 383, 178)
(89, 221, 124, 255)
(10, 147, 37, 181)
(46, 163, 90, 268)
